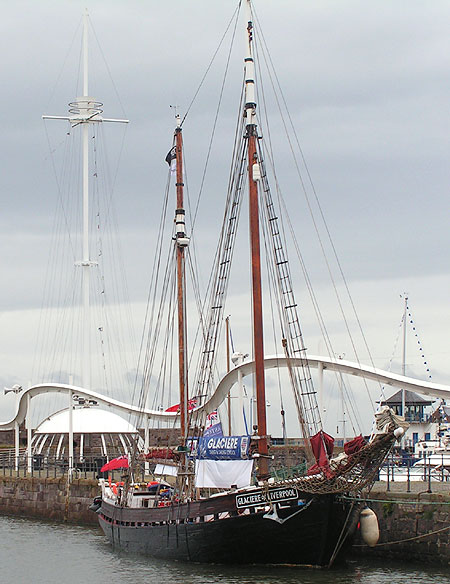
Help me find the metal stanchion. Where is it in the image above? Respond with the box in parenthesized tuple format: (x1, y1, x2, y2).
(406, 457, 411, 493)
(427, 454, 432, 493)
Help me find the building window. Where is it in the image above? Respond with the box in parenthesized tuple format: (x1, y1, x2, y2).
(412, 433, 418, 444)
(425, 432, 430, 441)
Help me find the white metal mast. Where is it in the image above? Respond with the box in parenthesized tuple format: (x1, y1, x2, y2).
(42, 11, 128, 474)
(401, 294, 408, 418)
(81, 10, 91, 392)
(43, 11, 128, 390)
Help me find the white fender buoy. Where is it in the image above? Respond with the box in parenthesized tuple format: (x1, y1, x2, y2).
(360, 507, 379, 547)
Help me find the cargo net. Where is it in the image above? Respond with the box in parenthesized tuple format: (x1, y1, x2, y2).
(270, 408, 407, 495)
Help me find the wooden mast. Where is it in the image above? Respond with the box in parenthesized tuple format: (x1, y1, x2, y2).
(174, 115, 189, 445)
(244, 1, 269, 479)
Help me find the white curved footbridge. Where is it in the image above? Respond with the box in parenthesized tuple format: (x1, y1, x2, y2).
(2, 354, 449, 471)
(2, 354, 450, 430)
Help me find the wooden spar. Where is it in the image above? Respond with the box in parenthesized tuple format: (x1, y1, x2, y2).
(175, 122, 188, 443)
(247, 130, 269, 478)
(244, 1, 268, 479)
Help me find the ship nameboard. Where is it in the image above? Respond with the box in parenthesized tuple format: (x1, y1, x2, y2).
(236, 487, 301, 509)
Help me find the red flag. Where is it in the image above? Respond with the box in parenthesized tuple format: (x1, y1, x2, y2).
(100, 455, 129, 472)
(165, 398, 197, 413)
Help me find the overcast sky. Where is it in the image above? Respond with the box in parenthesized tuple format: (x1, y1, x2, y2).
(0, 1, 448, 434)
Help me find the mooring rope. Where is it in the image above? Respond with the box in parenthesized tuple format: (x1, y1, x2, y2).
(342, 495, 450, 506)
(354, 524, 450, 547)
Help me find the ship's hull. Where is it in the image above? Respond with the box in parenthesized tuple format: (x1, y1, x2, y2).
(97, 491, 359, 567)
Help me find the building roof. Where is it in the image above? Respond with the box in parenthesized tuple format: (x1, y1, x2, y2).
(379, 389, 433, 406)
(35, 406, 138, 434)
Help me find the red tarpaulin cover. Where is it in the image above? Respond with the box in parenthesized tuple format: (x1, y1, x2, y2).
(144, 448, 175, 460)
(308, 431, 335, 478)
(100, 456, 129, 473)
(344, 434, 366, 455)
(165, 398, 197, 413)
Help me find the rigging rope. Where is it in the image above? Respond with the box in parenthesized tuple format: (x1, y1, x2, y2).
(251, 10, 377, 435)
(255, 12, 379, 405)
(132, 170, 172, 414)
(355, 524, 450, 547)
(45, 19, 82, 112)
(406, 299, 433, 379)
(89, 18, 128, 119)
(180, 2, 242, 128)
(189, 6, 242, 233)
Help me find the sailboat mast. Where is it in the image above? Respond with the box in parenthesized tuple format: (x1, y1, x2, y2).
(244, 0, 269, 479)
(174, 116, 189, 442)
(401, 294, 408, 418)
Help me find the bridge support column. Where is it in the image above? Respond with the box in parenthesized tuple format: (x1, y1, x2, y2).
(14, 420, 19, 471)
(26, 393, 32, 473)
(68, 390, 74, 477)
(318, 361, 324, 416)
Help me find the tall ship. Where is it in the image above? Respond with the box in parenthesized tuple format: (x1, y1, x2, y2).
(94, 0, 405, 567)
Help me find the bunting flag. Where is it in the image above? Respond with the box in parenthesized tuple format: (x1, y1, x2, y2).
(165, 146, 176, 174)
(203, 410, 223, 438)
(407, 303, 432, 379)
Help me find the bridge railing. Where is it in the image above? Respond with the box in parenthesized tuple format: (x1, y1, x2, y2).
(0, 453, 133, 481)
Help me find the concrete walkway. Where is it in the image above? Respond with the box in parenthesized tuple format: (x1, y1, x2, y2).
(370, 480, 450, 495)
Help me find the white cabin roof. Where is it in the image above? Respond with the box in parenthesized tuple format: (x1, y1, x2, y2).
(35, 407, 137, 434)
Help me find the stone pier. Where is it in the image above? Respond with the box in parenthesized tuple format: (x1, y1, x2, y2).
(0, 475, 449, 565)
(355, 481, 450, 565)
(0, 475, 99, 526)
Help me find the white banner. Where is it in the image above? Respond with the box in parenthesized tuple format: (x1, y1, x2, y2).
(195, 459, 253, 489)
(154, 463, 178, 477)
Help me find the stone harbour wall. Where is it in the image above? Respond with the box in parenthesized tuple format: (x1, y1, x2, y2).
(0, 475, 449, 566)
(355, 488, 450, 566)
(0, 475, 99, 526)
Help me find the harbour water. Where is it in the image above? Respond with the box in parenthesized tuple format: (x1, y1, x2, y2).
(1, 515, 448, 584)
